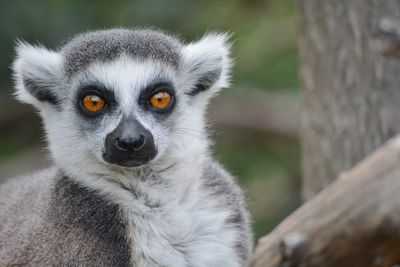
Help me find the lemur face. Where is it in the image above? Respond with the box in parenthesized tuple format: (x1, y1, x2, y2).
(68, 58, 181, 167)
(13, 29, 231, 171)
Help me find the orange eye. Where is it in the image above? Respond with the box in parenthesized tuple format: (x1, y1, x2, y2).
(149, 91, 172, 110)
(82, 95, 105, 113)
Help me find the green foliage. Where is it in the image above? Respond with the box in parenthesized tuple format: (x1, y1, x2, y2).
(0, 0, 298, 92)
(214, 131, 301, 239)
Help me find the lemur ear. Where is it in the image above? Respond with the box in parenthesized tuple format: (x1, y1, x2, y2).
(12, 42, 63, 108)
(181, 33, 232, 99)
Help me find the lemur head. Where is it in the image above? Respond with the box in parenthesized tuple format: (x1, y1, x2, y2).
(13, 29, 231, 173)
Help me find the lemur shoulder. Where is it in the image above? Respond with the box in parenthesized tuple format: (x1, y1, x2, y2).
(0, 29, 253, 267)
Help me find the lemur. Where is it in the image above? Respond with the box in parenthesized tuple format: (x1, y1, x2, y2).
(0, 29, 252, 266)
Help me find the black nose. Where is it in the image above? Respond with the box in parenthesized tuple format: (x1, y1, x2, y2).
(114, 135, 145, 152)
(103, 118, 157, 167)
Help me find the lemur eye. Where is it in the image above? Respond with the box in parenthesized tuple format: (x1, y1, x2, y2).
(149, 91, 172, 110)
(82, 95, 105, 113)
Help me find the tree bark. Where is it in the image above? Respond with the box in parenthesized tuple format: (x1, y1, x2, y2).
(300, 0, 400, 200)
(251, 134, 400, 267)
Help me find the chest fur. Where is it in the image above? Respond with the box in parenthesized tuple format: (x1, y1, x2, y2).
(54, 174, 244, 267)
(126, 195, 241, 267)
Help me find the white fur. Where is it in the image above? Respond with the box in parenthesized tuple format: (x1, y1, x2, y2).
(181, 32, 232, 106)
(12, 33, 249, 266)
(13, 42, 63, 108)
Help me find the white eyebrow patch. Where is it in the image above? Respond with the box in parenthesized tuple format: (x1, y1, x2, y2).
(83, 55, 178, 116)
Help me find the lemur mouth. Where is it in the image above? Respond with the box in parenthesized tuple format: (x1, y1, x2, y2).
(102, 153, 156, 167)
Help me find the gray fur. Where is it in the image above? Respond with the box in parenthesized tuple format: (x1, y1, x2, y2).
(0, 164, 252, 266)
(0, 169, 132, 266)
(6, 28, 252, 266)
(203, 163, 253, 263)
(22, 75, 59, 105)
(61, 29, 182, 77)
(188, 69, 222, 96)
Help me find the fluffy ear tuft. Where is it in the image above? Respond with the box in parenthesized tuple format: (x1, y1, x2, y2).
(12, 41, 63, 107)
(181, 32, 232, 98)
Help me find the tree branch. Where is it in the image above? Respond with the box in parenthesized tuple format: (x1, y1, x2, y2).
(210, 90, 300, 138)
(251, 134, 400, 267)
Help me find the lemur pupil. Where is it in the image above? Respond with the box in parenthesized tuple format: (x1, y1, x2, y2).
(150, 91, 171, 109)
(82, 95, 105, 112)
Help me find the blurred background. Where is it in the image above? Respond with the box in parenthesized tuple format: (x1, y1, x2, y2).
(0, 0, 300, 241)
